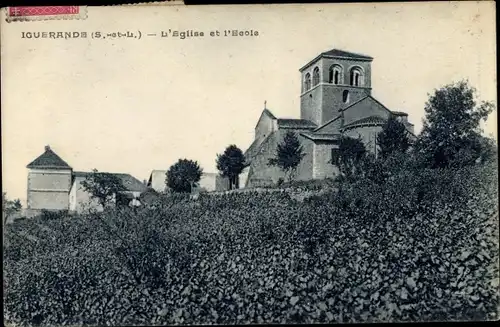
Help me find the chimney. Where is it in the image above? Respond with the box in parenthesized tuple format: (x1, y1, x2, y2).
(45, 145, 51, 151)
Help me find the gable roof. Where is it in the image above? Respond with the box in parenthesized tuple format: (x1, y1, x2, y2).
(277, 118, 317, 129)
(300, 48, 373, 72)
(262, 108, 276, 119)
(313, 115, 342, 133)
(243, 137, 263, 161)
(74, 171, 147, 192)
(26, 146, 72, 169)
(341, 115, 387, 129)
(300, 132, 342, 142)
(254, 108, 277, 129)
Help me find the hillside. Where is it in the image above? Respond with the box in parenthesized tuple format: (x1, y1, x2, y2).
(3, 161, 499, 325)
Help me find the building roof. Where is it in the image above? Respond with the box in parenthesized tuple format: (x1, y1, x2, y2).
(342, 115, 387, 129)
(322, 49, 373, 60)
(300, 48, 373, 72)
(262, 108, 276, 120)
(26, 145, 72, 169)
(244, 136, 266, 160)
(300, 132, 342, 142)
(74, 171, 147, 192)
(392, 111, 409, 116)
(277, 118, 317, 129)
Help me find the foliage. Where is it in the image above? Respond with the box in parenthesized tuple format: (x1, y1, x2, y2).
(332, 135, 367, 178)
(216, 145, 246, 190)
(80, 169, 126, 208)
(268, 131, 306, 181)
(4, 160, 498, 326)
(166, 159, 203, 193)
(377, 115, 410, 158)
(3, 193, 22, 225)
(414, 80, 495, 168)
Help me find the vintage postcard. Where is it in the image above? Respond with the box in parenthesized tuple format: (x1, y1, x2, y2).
(1, 2, 498, 326)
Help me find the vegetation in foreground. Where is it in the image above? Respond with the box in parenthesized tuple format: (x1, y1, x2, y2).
(3, 157, 499, 325)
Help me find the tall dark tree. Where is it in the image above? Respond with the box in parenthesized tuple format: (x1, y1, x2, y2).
(166, 159, 203, 193)
(268, 131, 306, 181)
(81, 169, 126, 208)
(414, 80, 494, 168)
(216, 145, 246, 190)
(377, 115, 410, 158)
(332, 135, 367, 178)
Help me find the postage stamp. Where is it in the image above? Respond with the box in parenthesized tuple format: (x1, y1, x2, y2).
(4, 6, 88, 22)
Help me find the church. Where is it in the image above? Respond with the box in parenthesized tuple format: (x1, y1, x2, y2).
(243, 48, 416, 187)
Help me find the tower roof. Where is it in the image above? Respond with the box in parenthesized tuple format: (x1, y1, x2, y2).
(26, 145, 72, 169)
(321, 48, 373, 60)
(299, 48, 373, 72)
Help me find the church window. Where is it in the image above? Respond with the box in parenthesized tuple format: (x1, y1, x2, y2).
(350, 67, 364, 86)
(312, 67, 320, 86)
(304, 73, 311, 91)
(342, 90, 350, 103)
(329, 65, 343, 84)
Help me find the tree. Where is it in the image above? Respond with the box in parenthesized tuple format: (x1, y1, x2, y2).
(268, 131, 306, 182)
(80, 169, 126, 208)
(332, 135, 367, 178)
(414, 80, 494, 168)
(166, 159, 203, 193)
(3, 192, 22, 226)
(216, 144, 246, 190)
(377, 115, 410, 159)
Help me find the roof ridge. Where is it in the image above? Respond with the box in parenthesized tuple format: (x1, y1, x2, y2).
(339, 95, 370, 112)
(313, 115, 342, 132)
(26, 147, 72, 169)
(322, 48, 373, 60)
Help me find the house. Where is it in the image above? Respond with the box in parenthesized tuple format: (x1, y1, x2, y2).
(243, 48, 416, 187)
(147, 170, 230, 193)
(26, 145, 147, 214)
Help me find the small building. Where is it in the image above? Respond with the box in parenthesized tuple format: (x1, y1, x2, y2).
(69, 171, 147, 213)
(147, 170, 230, 193)
(26, 145, 147, 214)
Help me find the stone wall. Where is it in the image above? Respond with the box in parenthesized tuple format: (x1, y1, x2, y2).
(342, 96, 391, 125)
(27, 168, 72, 210)
(312, 142, 340, 179)
(246, 129, 315, 188)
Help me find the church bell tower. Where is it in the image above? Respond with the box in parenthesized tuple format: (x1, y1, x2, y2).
(299, 48, 374, 126)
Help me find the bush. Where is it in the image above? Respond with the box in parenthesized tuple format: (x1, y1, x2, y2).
(3, 162, 498, 325)
(40, 209, 69, 221)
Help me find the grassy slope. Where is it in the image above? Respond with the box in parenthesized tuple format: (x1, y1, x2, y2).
(3, 162, 499, 326)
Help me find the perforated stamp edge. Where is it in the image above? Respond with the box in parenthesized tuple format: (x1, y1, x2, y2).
(4, 6, 88, 23)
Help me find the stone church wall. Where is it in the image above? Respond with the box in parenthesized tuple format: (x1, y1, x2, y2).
(312, 142, 340, 179)
(321, 85, 370, 124)
(344, 125, 383, 156)
(343, 97, 391, 125)
(246, 129, 314, 187)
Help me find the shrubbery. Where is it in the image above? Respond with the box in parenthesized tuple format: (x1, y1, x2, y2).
(3, 158, 498, 325)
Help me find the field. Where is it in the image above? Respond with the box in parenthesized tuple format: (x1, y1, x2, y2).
(3, 161, 499, 326)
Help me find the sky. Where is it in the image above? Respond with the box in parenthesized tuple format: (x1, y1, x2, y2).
(1, 2, 497, 204)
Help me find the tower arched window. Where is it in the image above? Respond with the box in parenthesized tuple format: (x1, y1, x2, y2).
(312, 67, 320, 86)
(349, 67, 364, 86)
(329, 65, 343, 85)
(304, 73, 311, 91)
(342, 90, 350, 103)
